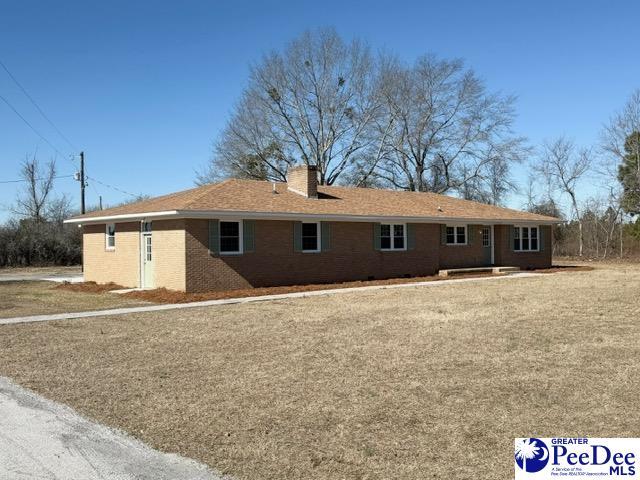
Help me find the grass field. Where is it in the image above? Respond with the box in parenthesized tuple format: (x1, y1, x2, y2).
(0, 281, 146, 318)
(1, 263, 639, 479)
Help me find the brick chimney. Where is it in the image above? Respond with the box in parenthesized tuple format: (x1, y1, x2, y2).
(287, 164, 318, 198)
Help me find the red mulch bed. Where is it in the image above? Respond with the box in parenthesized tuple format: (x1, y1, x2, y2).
(122, 272, 505, 304)
(55, 281, 125, 294)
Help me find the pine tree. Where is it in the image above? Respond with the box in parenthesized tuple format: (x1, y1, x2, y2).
(618, 131, 640, 215)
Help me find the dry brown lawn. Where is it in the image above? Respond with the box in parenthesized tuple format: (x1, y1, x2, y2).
(0, 281, 147, 318)
(0, 265, 81, 276)
(1, 264, 639, 479)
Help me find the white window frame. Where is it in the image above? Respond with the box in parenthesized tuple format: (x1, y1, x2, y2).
(445, 224, 468, 246)
(301, 221, 321, 253)
(380, 223, 407, 251)
(105, 223, 116, 250)
(481, 226, 491, 247)
(513, 225, 540, 252)
(219, 219, 243, 255)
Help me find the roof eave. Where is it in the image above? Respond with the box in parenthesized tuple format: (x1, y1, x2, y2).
(63, 210, 180, 224)
(64, 209, 561, 226)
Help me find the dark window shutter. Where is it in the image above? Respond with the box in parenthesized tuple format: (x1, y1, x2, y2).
(440, 224, 447, 245)
(467, 225, 480, 245)
(539, 225, 545, 251)
(208, 220, 219, 256)
(373, 223, 381, 250)
(509, 226, 515, 251)
(407, 224, 416, 250)
(321, 222, 331, 252)
(293, 221, 302, 252)
(243, 220, 255, 252)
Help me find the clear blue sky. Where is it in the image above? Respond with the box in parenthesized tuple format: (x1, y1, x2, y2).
(1, 0, 638, 220)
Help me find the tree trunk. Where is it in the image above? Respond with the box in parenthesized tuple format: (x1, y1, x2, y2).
(578, 220, 583, 257)
(620, 217, 624, 258)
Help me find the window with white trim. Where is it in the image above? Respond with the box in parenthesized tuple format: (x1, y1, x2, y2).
(446, 225, 467, 245)
(302, 222, 320, 252)
(220, 221, 242, 254)
(380, 223, 406, 250)
(514, 226, 539, 252)
(482, 227, 491, 247)
(105, 223, 115, 250)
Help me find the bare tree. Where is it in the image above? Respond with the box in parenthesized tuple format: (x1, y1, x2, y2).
(601, 89, 640, 170)
(600, 90, 640, 217)
(13, 154, 57, 222)
(534, 137, 591, 256)
(374, 54, 527, 202)
(198, 28, 388, 186)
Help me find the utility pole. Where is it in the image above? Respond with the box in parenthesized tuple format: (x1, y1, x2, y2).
(99, 195, 103, 210)
(80, 151, 85, 214)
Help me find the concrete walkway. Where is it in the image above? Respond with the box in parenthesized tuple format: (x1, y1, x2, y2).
(0, 272, 541, 325)
(0, 377, 225, 480)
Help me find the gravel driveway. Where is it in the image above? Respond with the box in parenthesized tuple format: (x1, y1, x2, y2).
(0, 377, 226, 480)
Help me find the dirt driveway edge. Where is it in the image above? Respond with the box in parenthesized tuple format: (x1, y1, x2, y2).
(0, 376, 227, 480)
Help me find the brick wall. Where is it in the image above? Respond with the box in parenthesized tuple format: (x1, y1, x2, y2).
(83, 219, 187, 290)
(151, 219, 187, 291)
(494, 224, 552, 269)
(83, 222, 140, 287)
(83, 219, 553, 292)
(438, 224, 491, 269)
(184, 219, 442, 292)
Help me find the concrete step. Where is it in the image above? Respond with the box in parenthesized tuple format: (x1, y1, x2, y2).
(438, 266, 520, 277)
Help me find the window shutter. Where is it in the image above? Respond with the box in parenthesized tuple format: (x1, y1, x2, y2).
(407, 224, 416, 250)
(467, 225, 475, 245)
(440, 224, 447, 245)
(539, 226, 545, 251)
(243, 220, 255, 252)
(373, 223, 381, 250)
(293, 222, 302, 252)
(509, 226, 515, 251)
(321, 222, 331, 252)
(208, 220, 219, 256)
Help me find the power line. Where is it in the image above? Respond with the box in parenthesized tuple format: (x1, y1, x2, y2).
(0, 59, 78, 152)
(0, 174, 74, 184)
(0, 92, 74, 163)
(86, 175, 139, 198)
(0, 68, 137, 202)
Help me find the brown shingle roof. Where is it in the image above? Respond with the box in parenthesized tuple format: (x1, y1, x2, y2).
(66, 179, 559, 224)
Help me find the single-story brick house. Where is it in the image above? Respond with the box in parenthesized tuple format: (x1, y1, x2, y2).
(65, 165, 559, 292)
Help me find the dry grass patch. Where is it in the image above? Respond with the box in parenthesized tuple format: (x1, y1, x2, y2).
(0, 281, 147, 318)
(0, 265, 81, 276)
(1, 265, 638, 479)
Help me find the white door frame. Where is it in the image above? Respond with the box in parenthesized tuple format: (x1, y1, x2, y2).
(139, 221, 153, 289)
